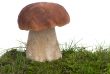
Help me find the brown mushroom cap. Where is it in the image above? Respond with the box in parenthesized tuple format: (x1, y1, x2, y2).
(18, 2, 70, 31)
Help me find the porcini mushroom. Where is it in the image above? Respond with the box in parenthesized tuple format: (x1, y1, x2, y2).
(18, 2, 70, 62)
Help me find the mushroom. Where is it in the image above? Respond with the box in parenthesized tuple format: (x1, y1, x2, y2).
(18, 2, 70, 62)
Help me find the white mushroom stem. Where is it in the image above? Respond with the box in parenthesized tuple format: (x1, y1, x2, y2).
(26, 28, 62, 62)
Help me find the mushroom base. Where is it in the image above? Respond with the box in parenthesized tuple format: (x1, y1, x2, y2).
(26, 28, 62, 62)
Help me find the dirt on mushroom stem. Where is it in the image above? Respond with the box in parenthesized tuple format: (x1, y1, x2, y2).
(26, 28, 62, 62)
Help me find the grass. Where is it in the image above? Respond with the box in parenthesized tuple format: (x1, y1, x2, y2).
(0, 46, 110, 74)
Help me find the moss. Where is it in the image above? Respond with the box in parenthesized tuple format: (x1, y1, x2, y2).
(0, 47, 110, 74)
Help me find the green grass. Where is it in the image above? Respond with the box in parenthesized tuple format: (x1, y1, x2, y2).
(0, 46, 110, 74)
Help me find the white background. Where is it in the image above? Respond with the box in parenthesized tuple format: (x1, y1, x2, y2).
(0, 0, 110, 55)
